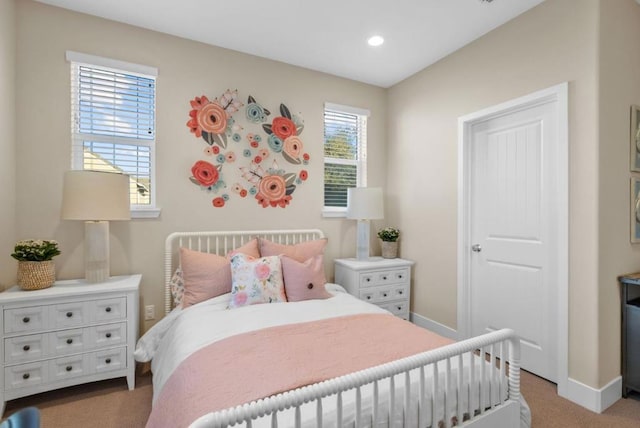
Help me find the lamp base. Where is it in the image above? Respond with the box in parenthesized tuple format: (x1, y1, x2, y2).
(355, 219, 371, 260)
(85, 221, 110, 283)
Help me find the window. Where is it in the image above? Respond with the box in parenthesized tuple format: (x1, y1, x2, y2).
(67, 51, 159, 218)
(323, 103, 369, 215)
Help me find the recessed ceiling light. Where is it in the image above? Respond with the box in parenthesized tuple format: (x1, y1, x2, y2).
(367, 36, 384, 47)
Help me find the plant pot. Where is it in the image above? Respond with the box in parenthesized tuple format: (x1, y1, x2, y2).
(17, 260, 55, 290)
(380, 241, 398, 259)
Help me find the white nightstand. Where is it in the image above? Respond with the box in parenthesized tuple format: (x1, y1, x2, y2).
(0, 274, 140, 415)
(334, 258, 414, 320)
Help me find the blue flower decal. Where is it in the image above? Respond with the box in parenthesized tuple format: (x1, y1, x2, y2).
(268, 134, 283, 153)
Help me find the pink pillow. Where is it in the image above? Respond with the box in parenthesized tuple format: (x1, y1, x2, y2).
(281, 255, 331, 302)
(228, 254, 287, 308)
(180, 238, 260, 308)
(260, 238, 328, 262)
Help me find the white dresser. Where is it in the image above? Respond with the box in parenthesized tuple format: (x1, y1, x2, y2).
(0, 275, 140, 415)
(334, 258, 414, 320)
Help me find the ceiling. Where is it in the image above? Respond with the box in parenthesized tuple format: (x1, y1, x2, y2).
(36, 0, 545, 88)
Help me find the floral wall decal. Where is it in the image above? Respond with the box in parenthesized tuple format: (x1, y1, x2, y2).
(186, 89, 310, 208)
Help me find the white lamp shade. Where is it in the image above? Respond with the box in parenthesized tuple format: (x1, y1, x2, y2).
(347, 187, 384, 220)
(62, 171, 131, 221)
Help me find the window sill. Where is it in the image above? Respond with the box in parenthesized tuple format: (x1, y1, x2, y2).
(131, 208, 161, 219)
(322, 208, 347, 218)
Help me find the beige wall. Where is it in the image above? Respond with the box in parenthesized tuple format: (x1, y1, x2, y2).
(14, 0, 387, 331)
(387, 0, 602, 387)
(598, 0, 640, 386)
(0, 0, 17, 289)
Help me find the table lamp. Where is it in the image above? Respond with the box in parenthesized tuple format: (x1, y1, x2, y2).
(61, 171, 130, 283)
(347, 187, 384, 260)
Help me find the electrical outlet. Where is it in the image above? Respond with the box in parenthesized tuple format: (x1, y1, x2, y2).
(144, 305, 155, 321)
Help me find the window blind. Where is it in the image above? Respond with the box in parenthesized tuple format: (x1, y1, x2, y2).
(323, 108, 368, 208)
(70, 61, 156, 208)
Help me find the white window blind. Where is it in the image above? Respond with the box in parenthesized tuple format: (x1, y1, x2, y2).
(323, 104, 368, 209)
(68, 52, 157, 214)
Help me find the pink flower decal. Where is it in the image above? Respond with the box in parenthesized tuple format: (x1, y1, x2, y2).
(191, 160, 219, 187)
(271, 117, 297, 140)
(233, 291, 248, 306)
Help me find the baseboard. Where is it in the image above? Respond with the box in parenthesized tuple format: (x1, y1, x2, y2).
(565, 376, 622, 413)
(410, 312, 457, 340)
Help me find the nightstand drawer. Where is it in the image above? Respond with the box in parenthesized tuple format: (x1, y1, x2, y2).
(4, 306, 47, 334)
(5, 361, 46, 390)
(93, 298, 126, 323)
(359, 268, 409, 288)
(5, 334, 46, 364)
(380, 301, 410, 320)
(359, 283, 409, 304)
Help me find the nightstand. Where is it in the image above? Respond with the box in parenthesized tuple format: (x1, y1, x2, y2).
(0, 274, 140, 415)
(334, 258, 414, 320)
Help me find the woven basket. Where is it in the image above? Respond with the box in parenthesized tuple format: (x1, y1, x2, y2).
(17, 260, 55, 290)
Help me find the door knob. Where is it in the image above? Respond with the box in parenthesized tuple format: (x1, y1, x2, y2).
(471, 244, 482, 252)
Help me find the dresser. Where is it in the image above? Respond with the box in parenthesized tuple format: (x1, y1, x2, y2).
(0, 275, 140, 415)
(334, 258, 414, 320)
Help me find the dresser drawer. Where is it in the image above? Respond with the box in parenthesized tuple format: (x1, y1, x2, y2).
(358, 268, 409, 288)
(4, 306, 47, 334)
(359, 283, 409, 304)
(49, 354, 90, 382)
(94, 347, 126, 373)
(93, 298, 126, 323)
(49, 328, 85, 356)
(89, 322, 126, 349)
(5, 334, 46, 364)
(50, 301, 88, 329)
(5, 361, 46, 391)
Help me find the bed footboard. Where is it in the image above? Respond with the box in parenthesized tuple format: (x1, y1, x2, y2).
(191, 328, 521, 428)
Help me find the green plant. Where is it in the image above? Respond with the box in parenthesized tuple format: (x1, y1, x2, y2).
(377, 227, 400, 242)
(11, 240, 61, 262)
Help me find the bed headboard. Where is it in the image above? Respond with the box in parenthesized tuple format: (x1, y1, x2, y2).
(164, 229, 325, 315)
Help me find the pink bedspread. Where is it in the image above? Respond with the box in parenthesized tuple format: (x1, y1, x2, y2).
(146, 313, 453, 427)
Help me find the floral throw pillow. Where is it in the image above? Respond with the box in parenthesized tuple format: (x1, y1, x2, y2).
(228, 254, 287, 308)
(169, 266, 185, 307)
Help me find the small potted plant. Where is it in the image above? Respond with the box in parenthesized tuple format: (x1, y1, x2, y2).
(11, 239, 61, 290)
(377, 227, 400, 259)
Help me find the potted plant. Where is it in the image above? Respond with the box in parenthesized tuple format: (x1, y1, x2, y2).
(11, 239, 61, 290)
(377, 227, 400, 259)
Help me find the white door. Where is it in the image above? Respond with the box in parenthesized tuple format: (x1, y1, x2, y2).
(469, 100, 559, 382)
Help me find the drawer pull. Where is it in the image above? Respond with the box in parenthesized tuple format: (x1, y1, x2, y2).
(366, 296, 371, 300)
(106, 333, 112, 338)
(66, 338, 73, 345)
(22, 345, 30, 352)
(383, 293, 388, 297)
(66, 366, 72, 372)
(66, 312, 73, 318)
(22, 373, 30, 380)
(397, 306, 402, 311)
(399, 290, 403, 295)
(398, 274, 403, 279)
(105, 358, 112, 364)
(22, 317, 30, 323)
(366, 278, 371, 282)
(105, 307, 112, 313)
(382, 276, 388, 280)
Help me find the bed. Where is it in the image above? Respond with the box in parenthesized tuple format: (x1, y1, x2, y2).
(135, 229, 530, 427)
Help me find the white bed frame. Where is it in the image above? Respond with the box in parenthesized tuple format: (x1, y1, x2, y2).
(164, 229, 523, 428)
